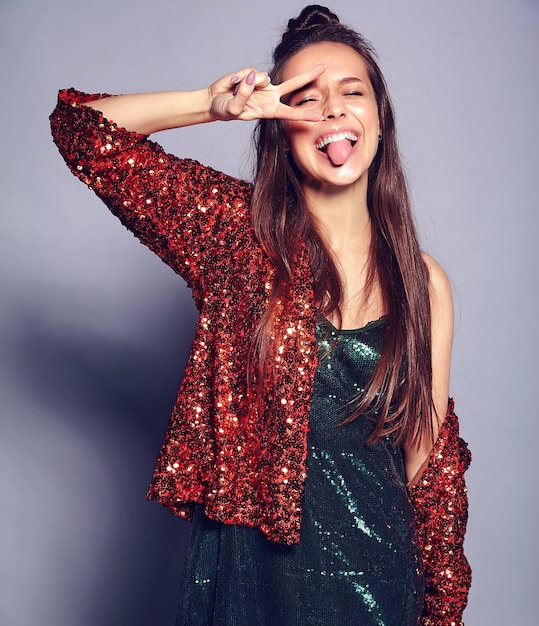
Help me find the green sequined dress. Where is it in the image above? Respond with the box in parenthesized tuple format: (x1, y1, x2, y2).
(177, 319, 424, 625)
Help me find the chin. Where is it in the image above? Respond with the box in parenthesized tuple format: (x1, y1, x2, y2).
(317, 168, 369, 189)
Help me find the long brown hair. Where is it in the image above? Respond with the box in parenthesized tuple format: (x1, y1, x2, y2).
(250, 5, 434, 447)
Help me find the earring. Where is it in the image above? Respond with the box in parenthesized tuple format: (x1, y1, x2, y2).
(378, 134, 382, 141)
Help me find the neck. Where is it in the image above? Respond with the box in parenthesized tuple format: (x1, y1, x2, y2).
(304, 180, 381, 330)
(303, 180, 371, 252)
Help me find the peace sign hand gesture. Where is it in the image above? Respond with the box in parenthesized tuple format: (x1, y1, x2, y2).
(209, 65, 326, 122)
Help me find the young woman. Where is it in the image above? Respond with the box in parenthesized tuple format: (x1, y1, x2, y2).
(50, 5, 471, 625)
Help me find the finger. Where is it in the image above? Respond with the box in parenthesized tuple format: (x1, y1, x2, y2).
(226, 68, 270, 95)
(277, 64, 327, 97)
(227, 70, 257, 116)
(275, 103, 324, 123)
(227, 68, 261, 86)
(209, 69, 251, 99)
(254, 71, 272, 89)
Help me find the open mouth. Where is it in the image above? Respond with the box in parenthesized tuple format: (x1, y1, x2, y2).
(316, 131, 358, 153)
(316, 131, 359, 166)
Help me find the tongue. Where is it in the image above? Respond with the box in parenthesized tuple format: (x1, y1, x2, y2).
(325, 139, 353, 166)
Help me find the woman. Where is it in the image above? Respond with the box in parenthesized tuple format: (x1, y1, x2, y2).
(50, 5, 471, 625)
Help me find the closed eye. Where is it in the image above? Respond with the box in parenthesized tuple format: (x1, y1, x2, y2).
(294, 96, 318, 106)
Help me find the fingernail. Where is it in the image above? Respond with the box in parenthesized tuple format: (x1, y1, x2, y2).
(230, 75, 240, 84)
(246, 70, 256, 86)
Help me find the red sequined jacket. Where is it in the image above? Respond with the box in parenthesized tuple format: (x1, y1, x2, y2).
(50, 89, 471, 624)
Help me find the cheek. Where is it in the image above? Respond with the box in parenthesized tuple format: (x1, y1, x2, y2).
(283, 121, 312, 151)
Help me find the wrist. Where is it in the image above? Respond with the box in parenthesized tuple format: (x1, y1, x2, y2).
(175, 88, 215, 126)
(205, 86, 218, 123)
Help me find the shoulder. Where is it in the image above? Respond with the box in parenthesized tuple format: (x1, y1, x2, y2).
(422, 253, 453, 366)
(421, 255, 454, 427)
(421, 253, 453, 318)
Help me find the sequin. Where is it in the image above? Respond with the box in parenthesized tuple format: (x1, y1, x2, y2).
(177, 320, 423, 624)
(50, 88, 318, 545)
(409, 399, 472, 625)
(50, 89, 471, 623)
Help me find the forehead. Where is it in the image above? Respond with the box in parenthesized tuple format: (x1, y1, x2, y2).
(281, 41, 370, 81)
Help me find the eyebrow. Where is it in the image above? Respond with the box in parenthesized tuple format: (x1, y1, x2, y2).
(339, 76, 367, 84)
(287, 75, 367, 100)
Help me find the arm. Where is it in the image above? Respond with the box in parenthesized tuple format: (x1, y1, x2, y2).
(83, 88, 216, 135)
(409, 401, 472, 625)
(50, 89, 251, 297)
(404, 254, 454, 483)
(49, 67, 326, 291)
(402, 257, 471, 624)
(82, 65, 326, 135)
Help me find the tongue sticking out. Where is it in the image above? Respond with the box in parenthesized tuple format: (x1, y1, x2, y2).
(325, 139, 354, 166)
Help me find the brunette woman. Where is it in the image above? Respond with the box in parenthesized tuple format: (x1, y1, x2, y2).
(50, 5, 471, 625)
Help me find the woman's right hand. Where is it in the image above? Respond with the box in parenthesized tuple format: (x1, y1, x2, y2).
(80, 64, 326, 136)
(208, 65, 326, 123)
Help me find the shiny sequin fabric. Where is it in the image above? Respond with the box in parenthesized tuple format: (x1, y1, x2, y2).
(50, 88, 318, 546)
(178, 318, 423, 625)
(50, 89, 471, 624)
(409, 399, 472, 626)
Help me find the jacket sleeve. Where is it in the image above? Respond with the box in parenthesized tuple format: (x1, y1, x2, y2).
(49, 88, 253, 303)
(409, 399, 472, 626)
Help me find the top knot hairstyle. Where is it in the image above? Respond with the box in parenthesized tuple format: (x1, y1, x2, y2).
(273, 5, 374, 67)
(249, 5, 435, 448)
(282, 4, 340, 35)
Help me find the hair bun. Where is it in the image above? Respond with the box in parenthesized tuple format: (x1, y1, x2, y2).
(286, 5, 340, 33)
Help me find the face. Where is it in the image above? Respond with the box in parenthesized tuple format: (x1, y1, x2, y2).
(281, 42, 380, 192)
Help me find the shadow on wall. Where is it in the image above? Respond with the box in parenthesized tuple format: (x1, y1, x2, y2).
(4, 293, 198, 626)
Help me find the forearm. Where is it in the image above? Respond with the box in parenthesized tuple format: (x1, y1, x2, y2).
(82, 63, 327, 135)
(50, 87, 253, 294)
(85, 88, 214, 135)
(409, 401, 472, 624)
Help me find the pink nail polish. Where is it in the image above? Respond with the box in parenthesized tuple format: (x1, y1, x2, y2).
(230, 75, 240, 84)
(246, 70, 255, 86)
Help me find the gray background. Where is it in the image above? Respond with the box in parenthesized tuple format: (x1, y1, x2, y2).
(1, 0, 537, 624)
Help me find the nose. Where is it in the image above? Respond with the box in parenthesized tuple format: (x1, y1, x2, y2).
(323, 94, 345, 120)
